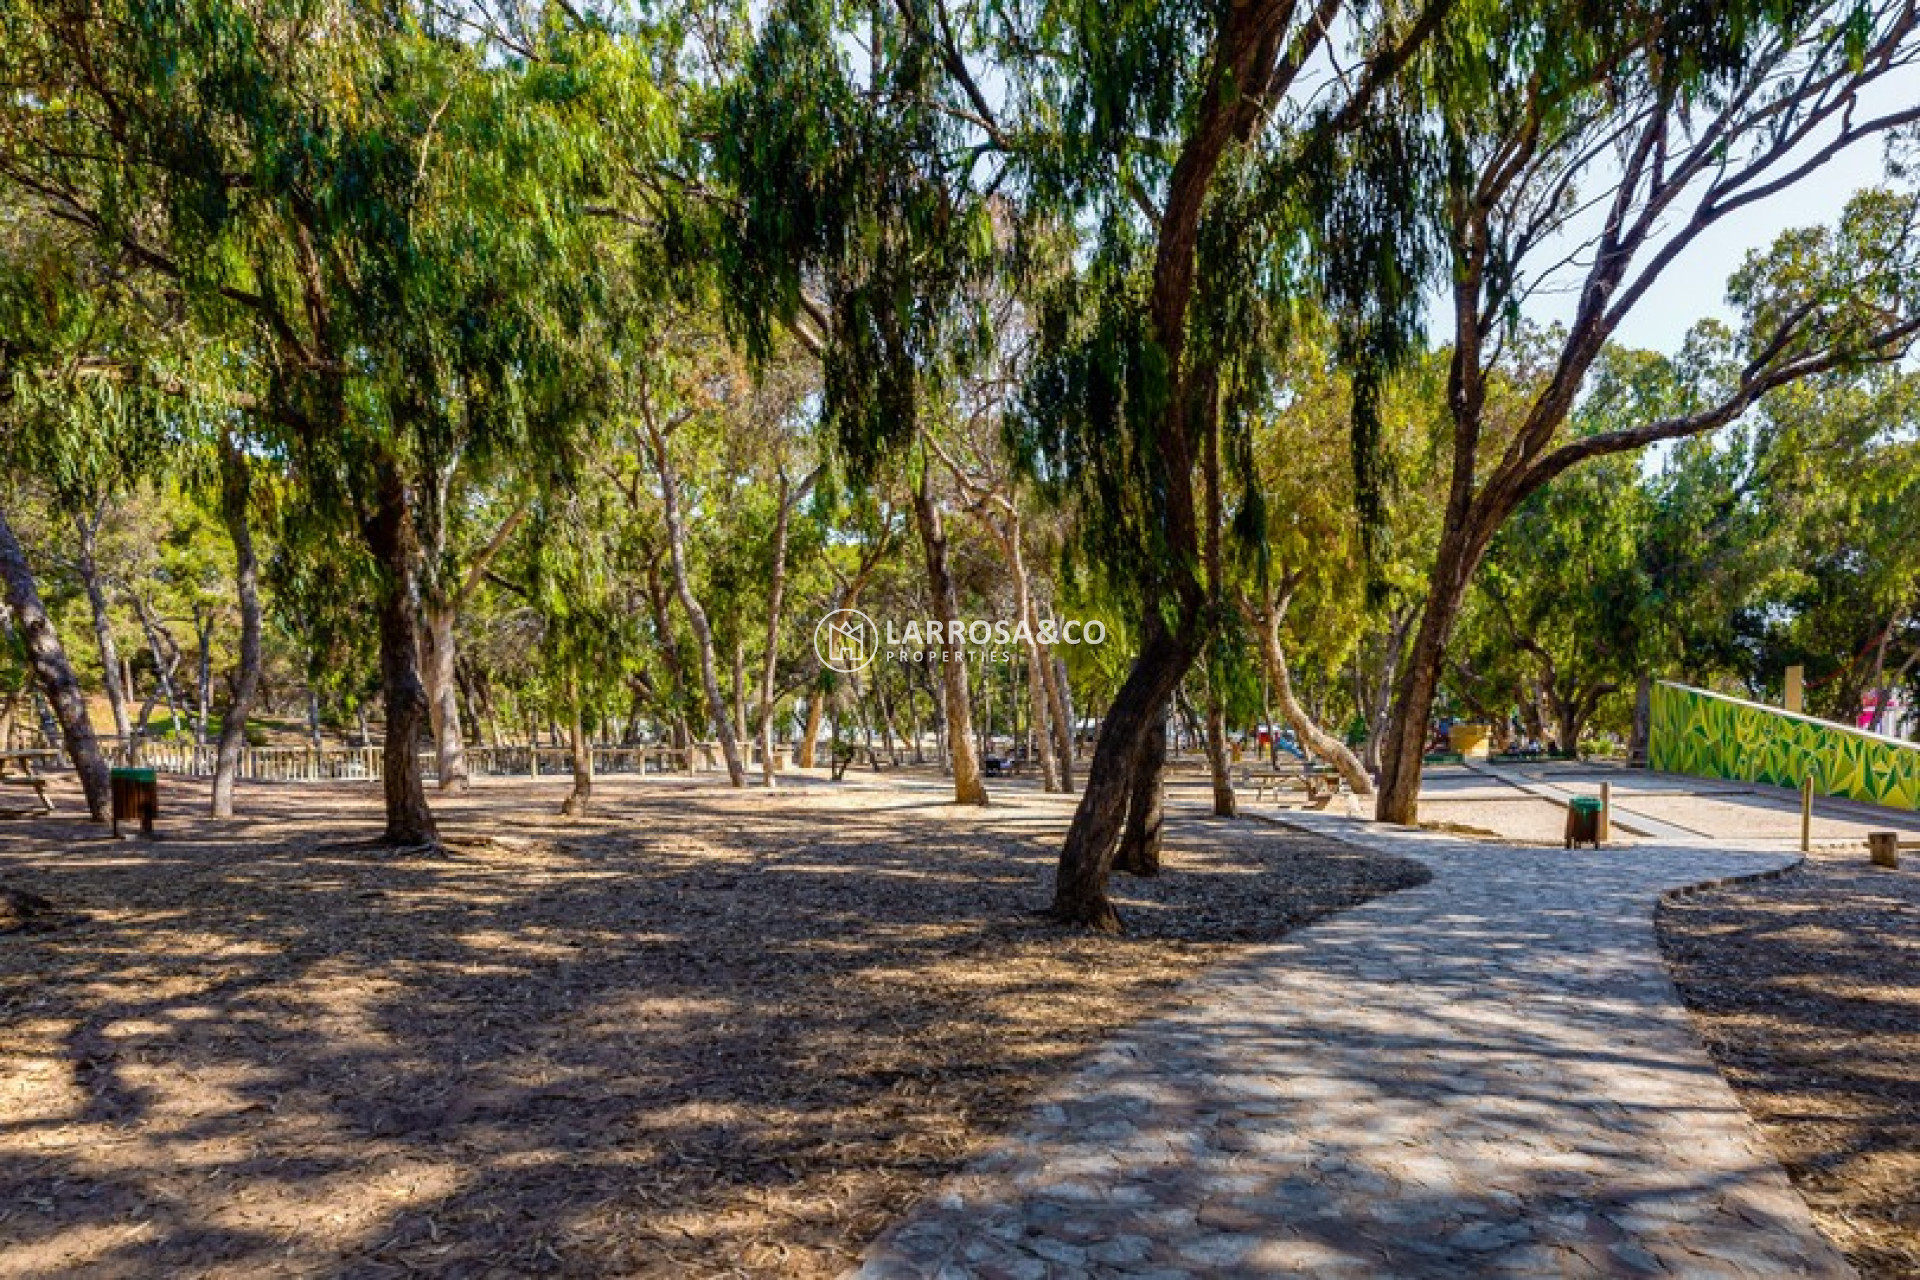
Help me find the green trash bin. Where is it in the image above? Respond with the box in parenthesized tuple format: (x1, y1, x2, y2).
(1565, 795, 1603, 849)
(109, 767, 157, 839)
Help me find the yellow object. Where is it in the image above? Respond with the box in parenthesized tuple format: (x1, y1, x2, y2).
(1448, 723, 1493, 759)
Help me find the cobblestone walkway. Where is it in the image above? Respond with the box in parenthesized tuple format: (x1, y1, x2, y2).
(858, 817, 1851, 1278)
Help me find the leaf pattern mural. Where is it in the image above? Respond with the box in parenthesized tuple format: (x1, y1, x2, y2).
(1650, 682, 1920, 812)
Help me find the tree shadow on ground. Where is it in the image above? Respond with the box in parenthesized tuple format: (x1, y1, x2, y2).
(0, 773, 1426, 1277)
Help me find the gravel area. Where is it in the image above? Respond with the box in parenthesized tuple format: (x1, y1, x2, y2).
(0, 772, 1425, 1278)
(1659, 847, 1920, 1277)
(1416, 797, 1574, 844)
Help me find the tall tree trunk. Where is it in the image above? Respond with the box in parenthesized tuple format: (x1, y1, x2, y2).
(1038, 631, 1074, 791)
(1051, 654, 1077, 771)
(732, 633, 749, 752)
(1005, 530, 1062, 791)
(797, 685, 825, 768)
(642, 417, 747, 787)
(72, 507, 131, 746)
(211, 438, 264, 818)
(911, 465, 986, 805)
(1051, 612, 1199, 930)
(419, 602, 466, 792)
(361, 454, 439, 847)
(1204, 682, 1236, 816)
(193, 606, 213, 744)
(1361, 608, 1412, 773)
(562, 676, 592, 816)
(756, 471, 806, 788)
(1376, 576, 1469, 825)
(643, 555, 695, 755)
(0, 505, 109, 819)
(127, 592, 182, 735)
(1113, 702, 1168, 876)
(1249, 591, 1374, 797)
(417, 508, 520, 794)
(905, 671, 924, 762)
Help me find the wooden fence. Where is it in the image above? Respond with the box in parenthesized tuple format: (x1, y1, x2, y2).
(125, 741, 712, 783)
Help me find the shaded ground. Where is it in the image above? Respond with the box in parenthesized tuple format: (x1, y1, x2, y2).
(0, 773, 1425, 1278)
(1659, 848, 1920, 1277)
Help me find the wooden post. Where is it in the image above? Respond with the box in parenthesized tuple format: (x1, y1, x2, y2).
(1868, 832, 1900, 869)
(1800, 775, 1814, 852)
(1599, 781, 1611, 844)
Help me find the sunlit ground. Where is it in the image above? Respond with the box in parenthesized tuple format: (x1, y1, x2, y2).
(0, 771, 1423, 1277)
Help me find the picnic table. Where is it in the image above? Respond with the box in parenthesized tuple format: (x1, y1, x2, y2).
(0, 749, 60, 815)
(830, 744, 893, 780)
(1232, 759, 1344, 807)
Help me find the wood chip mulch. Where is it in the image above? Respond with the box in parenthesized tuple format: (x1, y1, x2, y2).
(1658, 848, 1920, 1278)
(0, 772, 1426, 1278)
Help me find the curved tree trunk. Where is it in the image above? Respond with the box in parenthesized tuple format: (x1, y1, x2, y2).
(1051, 612, 1200, 930)
(1249, 591, 1374, 798)
(0, 505, 110, 819)
(72, 507, 131, 748)
(643, 415, 746, 787)
(911, 465, 986, 805)
(1376, 581, 1467, 825)
(362, 454, 439, 847)
(1113, 702, 1168, 876)
(211, 438, 264, 818)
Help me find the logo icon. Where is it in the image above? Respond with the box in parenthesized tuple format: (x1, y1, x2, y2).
(814, 608, 878, 674)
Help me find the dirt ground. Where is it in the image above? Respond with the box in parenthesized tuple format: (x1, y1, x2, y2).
(1659, 848, 1920, 1277)
(0, 772, 1425, 1278)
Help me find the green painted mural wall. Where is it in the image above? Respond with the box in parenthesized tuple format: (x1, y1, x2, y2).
(1649, 682, 1920, 811)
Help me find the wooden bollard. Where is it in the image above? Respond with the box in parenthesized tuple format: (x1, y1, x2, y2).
(1868, 832, 1900, 869)
(1599, 781, 1612, 844)
(1800, 776, 1814, 852)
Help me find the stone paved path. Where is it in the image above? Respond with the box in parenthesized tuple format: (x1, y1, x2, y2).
(858, 817, 1852, 1278)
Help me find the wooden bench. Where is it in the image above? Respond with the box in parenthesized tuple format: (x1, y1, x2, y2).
(0, 775, 53, 815)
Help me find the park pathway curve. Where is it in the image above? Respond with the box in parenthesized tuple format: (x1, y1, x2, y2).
(857, 817, 1851, 1278)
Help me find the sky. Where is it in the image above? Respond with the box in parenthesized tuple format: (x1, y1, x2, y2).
(1502, 63, 1920, 356)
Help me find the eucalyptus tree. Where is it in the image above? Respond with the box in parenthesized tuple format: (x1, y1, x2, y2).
(1349, 0, 1920, 823)
(713, 0, 1007, 805)
(997, 0, 1452, 927)
(627, 310, 754, 786)
(0, 0, 643, 844)
(1742, 366, 1920, 721)
(0, 209, 192, 815)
